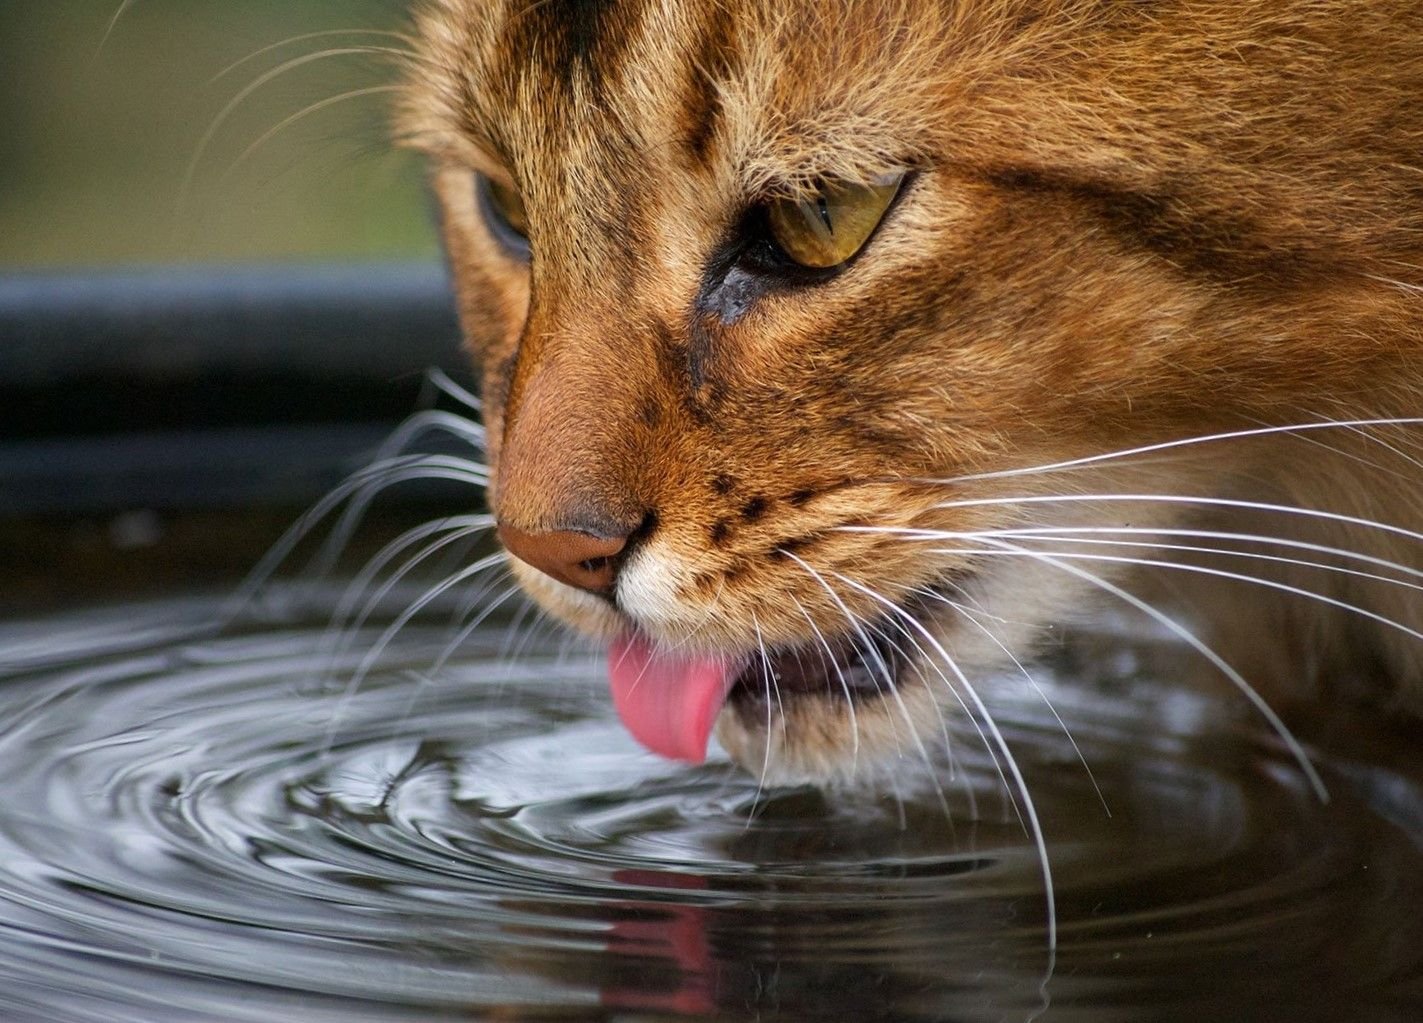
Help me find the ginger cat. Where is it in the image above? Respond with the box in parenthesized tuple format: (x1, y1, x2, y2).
(396, 0, 1423, 783)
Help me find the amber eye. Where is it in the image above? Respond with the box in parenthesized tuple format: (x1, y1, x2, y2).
(764, 171, 905, 269)
(476, 173, 530, 255)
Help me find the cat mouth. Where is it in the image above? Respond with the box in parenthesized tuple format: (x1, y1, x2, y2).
(724, 611, 916, 707)
(606, 592, 940, 763)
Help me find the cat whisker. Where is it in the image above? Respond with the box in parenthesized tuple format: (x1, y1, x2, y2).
(307, 409, 488, 580)
(969, 538, 1329, 803)
(923, 545, 1423, 650)
(925, 493, 1423, 549)
(849, 522, 1423, 592)
(97, 0, 138, 57)
(817, 603, 918, 823)
(1008, 534, 1423, 596)
(1338, 422, 1423, 473)
(305, 453, 490, 581)
(224, 453, 488, 625)
(1245, 418, 1418, 483)
(318, 515, 492, 665)
(321, 552, 510, 757)
(372, 409, 487, 458)
(864, 613, 957, 822)
(1246, 410, 1423, 479)
(824, 568, 1025, 828)
(553, 615, 598, 671)
(209, 30, 422, 86)
(218, 85, 407, 188)
(495, 589, 546, 666)
(915, 586, 1110, 818)
(922, 418, 1423, 487)
(781, 551, 1002, 815)
(182, 48, 413, 214)
(789, 593, 862, 768)
(860, 515, 1423, 639)
(896, 595, 979, 817)
(748, 613, 779, 825)
(323, 520, 499, 673)
(451, 562, 521, 633)
(777, 553, 914, 767)
(419, 367, 484, 414)
(830, 568, 1058, 967)
(486, 597, 565, 710)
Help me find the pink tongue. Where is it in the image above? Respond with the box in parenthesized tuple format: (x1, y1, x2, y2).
(607, 634, 738, 763)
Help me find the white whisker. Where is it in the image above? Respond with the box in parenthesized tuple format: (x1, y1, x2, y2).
(855, 523, 1423, 593)
(787, 550, 1018, 807)
(306, 454, 489, 578)
(748, 614, 778, 824)
(332, 531, 502, 666)
(320, 515, 494, 670)
(97, 0, 138, 56)
(917, 587, 1110, 817)
(182, 48, 409, 212)
(925, 546, 1423, 650)
(928, 418, 1423, 485)
(210, 30, 419, 85)
(924, 493, 1423, 549)
(223, 453, 487, 624)
(973, 538, 1329, 803)
(421, 367, 484, 413)
(1010, 535, 1423, 596)
(319, 552, 507, 757)
(332, 554, 510, 723)
(830, 569, 1058, 970)
(827, 570, 1024, 824)
(371, 409, 487, 457)
(859, 613, 956, 819)
(219, 85, 406, 186)
(777, 554, 916, 767)
(789, 594, 861, 767)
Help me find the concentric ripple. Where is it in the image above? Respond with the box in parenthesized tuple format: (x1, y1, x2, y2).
(0, 597, 1420, 1022)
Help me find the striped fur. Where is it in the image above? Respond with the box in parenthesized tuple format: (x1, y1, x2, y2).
(399, 0, 1423, 781)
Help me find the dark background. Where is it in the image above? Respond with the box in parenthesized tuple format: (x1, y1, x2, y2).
(0, 2, 474, 613)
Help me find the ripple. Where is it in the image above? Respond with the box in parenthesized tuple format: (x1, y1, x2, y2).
(0, 599, 1419, 1021)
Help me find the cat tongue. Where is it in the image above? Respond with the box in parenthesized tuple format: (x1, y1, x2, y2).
(607, 634, 738, 763)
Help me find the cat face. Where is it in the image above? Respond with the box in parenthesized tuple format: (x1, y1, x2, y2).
(401, 0, 1423, 780)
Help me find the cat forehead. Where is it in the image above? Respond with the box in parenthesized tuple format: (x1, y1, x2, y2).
(408, 0, 960, 189)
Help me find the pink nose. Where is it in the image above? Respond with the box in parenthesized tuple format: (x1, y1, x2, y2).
(496, 524, 630, 594)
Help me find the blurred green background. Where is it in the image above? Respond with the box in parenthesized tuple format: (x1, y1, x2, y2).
(0, 1, 438, 268)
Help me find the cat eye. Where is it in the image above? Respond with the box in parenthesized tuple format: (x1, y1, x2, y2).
(475, 173, 531, 257)
(764, 172, 905, 269)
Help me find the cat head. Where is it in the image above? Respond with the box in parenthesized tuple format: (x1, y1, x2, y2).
(399, 0, 1420, 780)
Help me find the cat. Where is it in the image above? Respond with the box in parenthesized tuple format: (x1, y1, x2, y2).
(394, 0, 1423, 785)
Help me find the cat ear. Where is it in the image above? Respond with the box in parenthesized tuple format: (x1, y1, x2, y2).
(765, 171, 904, 269)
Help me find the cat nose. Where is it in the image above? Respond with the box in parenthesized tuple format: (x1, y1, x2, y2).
(497, 523, 631, 595)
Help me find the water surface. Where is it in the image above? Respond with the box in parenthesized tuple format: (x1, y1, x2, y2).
(0, 594, 1419, 1022)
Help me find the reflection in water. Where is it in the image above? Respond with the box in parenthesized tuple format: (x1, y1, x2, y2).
(0, 596, 1419, 1021)
(601, 870, 715, 1016)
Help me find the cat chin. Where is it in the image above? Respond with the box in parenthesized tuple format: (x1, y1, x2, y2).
(714, 678, 946, 787)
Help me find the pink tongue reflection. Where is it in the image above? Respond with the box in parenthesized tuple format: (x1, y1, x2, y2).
(607, 634, 738, 763)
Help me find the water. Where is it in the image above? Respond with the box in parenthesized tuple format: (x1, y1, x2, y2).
(0, 595, 1420, 1022)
